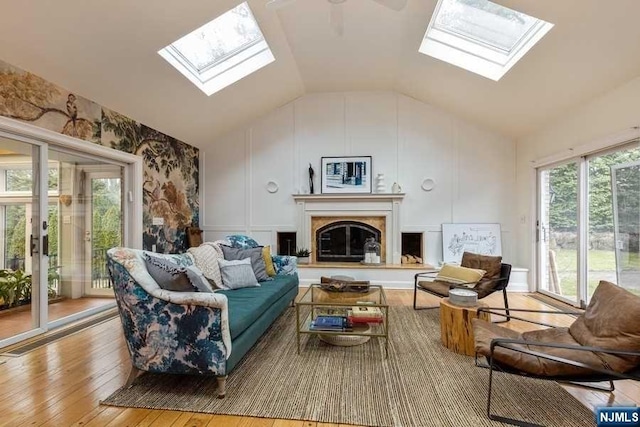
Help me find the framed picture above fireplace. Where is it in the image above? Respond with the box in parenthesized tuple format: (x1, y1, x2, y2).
(321, 156, 372, 194)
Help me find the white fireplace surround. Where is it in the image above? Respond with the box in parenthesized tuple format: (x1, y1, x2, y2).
(293, 193, 405, 264)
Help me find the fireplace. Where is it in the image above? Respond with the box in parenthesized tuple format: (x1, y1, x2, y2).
(310, 216, 386, 263)
(316, 221, 381, 262)
(293, 194, 403, 264)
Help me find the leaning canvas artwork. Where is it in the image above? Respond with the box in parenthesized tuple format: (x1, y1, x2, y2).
(442, 223, 502, 263)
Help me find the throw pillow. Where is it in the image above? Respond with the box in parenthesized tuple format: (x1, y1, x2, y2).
(188, 244, 224, 289)
(185, 265, 215, 293)
(225, 235, 260, 249)
(218, 258, 260, 290)
(262, 246, 277, 277)
(436, 264, 486, 285)
(221, 245, 269, 282)
(144, 253, 196, 292)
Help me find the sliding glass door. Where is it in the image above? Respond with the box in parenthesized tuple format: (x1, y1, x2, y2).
(0, 118, 139, 348)
(537, 140, 640, 306)
(538, 162, 580, 305)
(0, 136, 47, 345)
(611, 161, 640, 297)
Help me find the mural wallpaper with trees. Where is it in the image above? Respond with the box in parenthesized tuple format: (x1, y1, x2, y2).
(0, 59, 199, 253)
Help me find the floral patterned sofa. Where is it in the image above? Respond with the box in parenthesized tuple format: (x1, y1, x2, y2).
(106, 236, 298, 398)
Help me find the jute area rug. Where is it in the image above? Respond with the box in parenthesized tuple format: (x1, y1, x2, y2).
(102, 307, 594, 426)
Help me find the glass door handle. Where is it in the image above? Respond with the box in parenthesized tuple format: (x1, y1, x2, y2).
(42, 234, 49, 257)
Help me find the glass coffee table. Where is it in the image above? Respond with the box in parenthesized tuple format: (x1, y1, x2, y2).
(296, 284, 389, 358)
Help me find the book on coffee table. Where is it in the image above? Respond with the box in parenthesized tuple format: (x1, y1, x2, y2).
(310, 315, 352, 331)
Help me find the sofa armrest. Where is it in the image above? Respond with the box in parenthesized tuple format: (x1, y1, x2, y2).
(272, 255, 298, 275)
(108, 259, 231, 376)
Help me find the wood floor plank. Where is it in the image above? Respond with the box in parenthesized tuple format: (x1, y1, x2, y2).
(82, 406, 128, 426)
(272, 420, 307, 427)
(142, 410, 183, 427)
(237, 417, 275, 427)
(104, 408, 153, 427)
(205, 414, 244, 427)
(183, 413, 216, 427)
(132, 410, 164, 427)
(169, 412, 199, 427)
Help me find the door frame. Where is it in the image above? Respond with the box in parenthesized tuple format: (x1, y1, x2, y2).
(82, 167, 124, 296)
(0, 116, 142, 347)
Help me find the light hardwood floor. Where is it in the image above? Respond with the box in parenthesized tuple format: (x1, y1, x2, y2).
(0, 297, 115, 341)
(0, 290, 637, 427)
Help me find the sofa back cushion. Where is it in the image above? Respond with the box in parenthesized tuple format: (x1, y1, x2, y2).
(461, 252, 502, 281)
(218, 258, 260, 290)
(569, 280, 640, 373)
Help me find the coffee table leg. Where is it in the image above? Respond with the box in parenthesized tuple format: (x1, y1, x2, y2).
(385, 307, 389, 358)
(296, 304, 301, 354)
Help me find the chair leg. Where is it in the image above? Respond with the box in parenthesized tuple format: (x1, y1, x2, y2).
(487, 357, 542, 427)
(492, 289, 511, 324)
(560, 380, 615, 392)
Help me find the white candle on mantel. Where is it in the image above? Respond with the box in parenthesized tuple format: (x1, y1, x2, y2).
(365, 253, 372, 263)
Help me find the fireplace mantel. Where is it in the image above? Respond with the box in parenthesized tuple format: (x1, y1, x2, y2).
(292, 193, 405, 202)
(293, 193, 404, 264)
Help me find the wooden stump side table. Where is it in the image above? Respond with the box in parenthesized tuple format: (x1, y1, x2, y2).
(439, 298, 490, 356)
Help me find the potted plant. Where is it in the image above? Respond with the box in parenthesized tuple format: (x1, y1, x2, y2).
(295, 248, 311, 265)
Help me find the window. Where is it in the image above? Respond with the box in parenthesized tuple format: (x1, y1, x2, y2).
(5, 167, 58, 192)
(419, 0, 553, 80)
(158, 2, 274, 96)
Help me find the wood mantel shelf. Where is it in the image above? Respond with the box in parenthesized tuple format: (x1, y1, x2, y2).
(292, 193, 405, 202)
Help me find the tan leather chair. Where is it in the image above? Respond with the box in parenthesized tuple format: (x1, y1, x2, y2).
(413, 252, 512, 322)
(473, 280, 640, 426)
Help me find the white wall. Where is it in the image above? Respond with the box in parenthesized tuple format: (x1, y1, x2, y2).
(515, 75, 640, 286)
(202, 91, 516, 265)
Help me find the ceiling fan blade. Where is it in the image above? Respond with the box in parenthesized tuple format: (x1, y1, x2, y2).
(265, 0, 297, 10)
(330, 3, 344, 36)
(370, 0, 407, 11)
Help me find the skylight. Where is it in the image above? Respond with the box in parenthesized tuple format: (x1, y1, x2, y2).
(419, 0, 553, 81)
(159, 2, 274, 96)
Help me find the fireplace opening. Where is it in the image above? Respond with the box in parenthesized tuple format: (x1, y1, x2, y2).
(316, 221, 381, 262)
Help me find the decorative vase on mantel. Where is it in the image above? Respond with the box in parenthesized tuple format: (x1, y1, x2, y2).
(376, 173, 386, 193)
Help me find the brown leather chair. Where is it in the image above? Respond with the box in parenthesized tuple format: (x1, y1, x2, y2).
(413, 252, 511, 321)
(473, 280, 640, 426)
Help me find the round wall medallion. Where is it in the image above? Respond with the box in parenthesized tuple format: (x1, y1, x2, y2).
(266, 181, 279, 193)
(421, 178, 435, 192)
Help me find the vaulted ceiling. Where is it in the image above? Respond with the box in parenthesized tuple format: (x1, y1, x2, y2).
(1, 0, 640, 147)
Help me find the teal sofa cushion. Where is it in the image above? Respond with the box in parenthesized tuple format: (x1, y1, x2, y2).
(219, 274, 298, 339)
